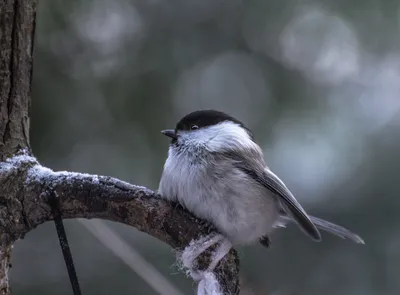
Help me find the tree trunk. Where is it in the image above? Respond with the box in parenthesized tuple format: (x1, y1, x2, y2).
(0, 0, 35, 161)
(0, 1, 36, 293)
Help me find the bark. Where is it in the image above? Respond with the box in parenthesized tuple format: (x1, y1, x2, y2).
(0, 0, 35, 161)
(0, 1, 240, 294)
(0, 1, 35, 293)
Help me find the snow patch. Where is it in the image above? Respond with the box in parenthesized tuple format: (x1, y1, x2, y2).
(0, 149, 37, 173)
(0, 149, 151, 198)
(27, 165, 101, 186)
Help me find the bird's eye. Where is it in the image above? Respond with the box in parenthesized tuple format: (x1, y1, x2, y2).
(190, 124, 199, 130)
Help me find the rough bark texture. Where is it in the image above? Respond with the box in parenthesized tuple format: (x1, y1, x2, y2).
(0, 0, 35, 161)
(0, 1, 36, 293)
(0, 1, 240, 294)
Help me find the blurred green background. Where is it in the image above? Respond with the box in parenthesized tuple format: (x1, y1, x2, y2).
(10, 0, 400, 294)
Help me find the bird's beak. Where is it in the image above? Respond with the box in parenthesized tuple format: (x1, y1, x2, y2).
(161, 129, 176, 139)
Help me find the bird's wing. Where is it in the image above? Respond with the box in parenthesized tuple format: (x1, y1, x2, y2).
(259, 168, 321, 241)
(218, 149, 321, 241)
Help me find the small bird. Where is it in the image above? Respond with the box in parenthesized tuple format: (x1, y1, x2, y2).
(158, 110, 364, 270)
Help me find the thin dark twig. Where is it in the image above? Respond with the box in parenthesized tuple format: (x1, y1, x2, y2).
(49, 191, 82, 295)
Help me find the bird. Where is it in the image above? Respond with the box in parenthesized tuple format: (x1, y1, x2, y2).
(158, 109, 364, 270)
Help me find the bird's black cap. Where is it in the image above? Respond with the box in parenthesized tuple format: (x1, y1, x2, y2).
(176, 110, 254, 138)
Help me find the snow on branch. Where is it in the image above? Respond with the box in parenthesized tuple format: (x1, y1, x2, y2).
(0, 151, 239, 295)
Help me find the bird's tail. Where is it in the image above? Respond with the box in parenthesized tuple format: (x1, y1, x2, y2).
(309, 215, 364, 244)
(277, 215, 365, 244)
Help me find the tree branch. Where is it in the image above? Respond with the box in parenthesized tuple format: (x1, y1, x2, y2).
(0, 151, 240, 294)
